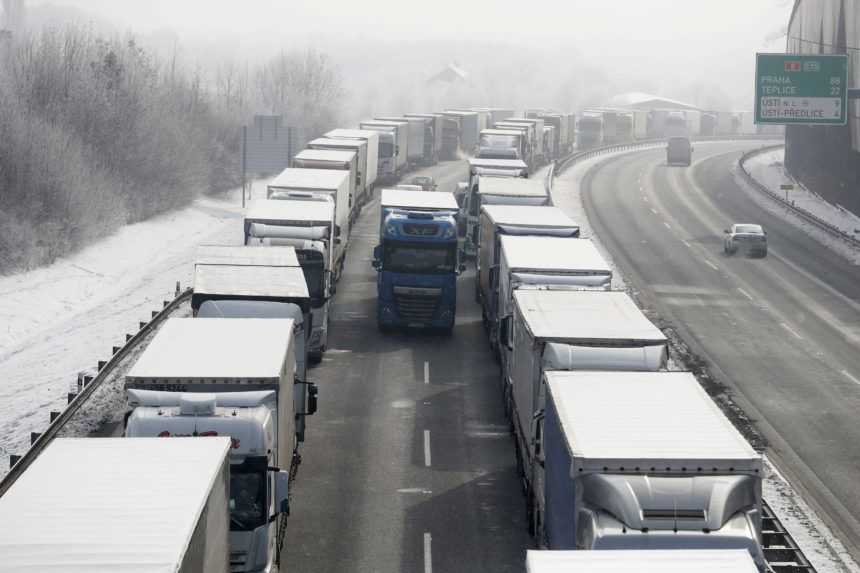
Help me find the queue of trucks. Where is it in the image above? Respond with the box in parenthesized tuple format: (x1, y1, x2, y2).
(0, 102, 773, 573)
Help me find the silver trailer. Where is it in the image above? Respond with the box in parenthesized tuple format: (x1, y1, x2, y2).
(268, 168, 351, 255)
(539, 371, 764, 569)
(360, 120, 409, 178)
(325, 128, 380, 203)
(526, 550, 759, 573)
(0, 437, 231, 573)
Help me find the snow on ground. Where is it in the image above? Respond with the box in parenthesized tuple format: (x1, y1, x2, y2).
(741, 148, 860, 265)
(0, 180, 269, 476)
(552, 147, 859, 573)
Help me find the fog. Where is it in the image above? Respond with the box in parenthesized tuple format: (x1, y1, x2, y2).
(23, 0, 792, 117)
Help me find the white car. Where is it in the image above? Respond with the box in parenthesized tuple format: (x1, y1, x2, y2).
(724, 223, 767, 257)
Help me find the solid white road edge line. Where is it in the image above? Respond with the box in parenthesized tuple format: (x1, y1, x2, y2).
(704, 260, 719, 271)
(424, 430, 431, 467)
(841, 369, 860, 386)
(424, 532, 432, 573)
(424, 361, 429, 385)
(780, 322, 804, 340)
(663, 222, 672, 230)
(738, 287, 755, 301)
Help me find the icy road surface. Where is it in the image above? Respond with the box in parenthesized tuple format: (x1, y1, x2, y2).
(0, 184, 259, 476)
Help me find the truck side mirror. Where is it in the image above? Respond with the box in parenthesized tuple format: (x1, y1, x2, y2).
(274, 471, 290, 515)
(458, 263, 466, 274)
(723, 229, 730, 234)
(307, 383, 319, 416)
(500, 316, 513, 350)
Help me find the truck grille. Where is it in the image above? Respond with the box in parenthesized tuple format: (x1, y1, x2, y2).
(393, 287, 441, 322)
(230, 551, 247, 571)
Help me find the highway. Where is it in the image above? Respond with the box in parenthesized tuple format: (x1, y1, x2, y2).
(577, 141, 860, 558)
(282, 160, 532, 572)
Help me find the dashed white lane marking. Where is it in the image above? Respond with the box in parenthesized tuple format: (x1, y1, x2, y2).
(663, 222, 672, 230)
(780, 322, 804, 340)
(681, 239, 692, 248)
(424, 532, 433, 573)
(738, 288, 755, 301)
(424, 430, 432, 467)
(704, 260, 719, 271)
(841, 370, 860, 386)
(643, 195, 649, 202)
(649, 207, 658, 215)
(424, 361, 429, 385)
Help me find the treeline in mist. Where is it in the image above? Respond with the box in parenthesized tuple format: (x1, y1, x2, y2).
(0, 27, 343, 273)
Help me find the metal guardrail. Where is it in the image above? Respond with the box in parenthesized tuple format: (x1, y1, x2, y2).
(739, 146, 860, 250)
(0, 287, 193, 497)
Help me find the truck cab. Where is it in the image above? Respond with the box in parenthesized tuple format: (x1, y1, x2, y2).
(373, 190, 462, 332)
(667, 136, 693, 166)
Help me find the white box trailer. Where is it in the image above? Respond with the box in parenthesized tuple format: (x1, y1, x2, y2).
(539, 371, 764, 568)
(360, 120, 409, 177)
(443, 110, 480, 153)
(405, 113, 444, 160)
(526, 550, 760, 573)
(308, 137, 369, 205)
(0, 437, 231, 573)
(325, 128, 380, 201)
(502, 117, 545, 162)
(125, 318, 299, 573)
(477, 206, 580, 328)
(495, 235, 611, 349)
(292, 149, 358, 222)
(376, 116, 427, 166)
(464, 177, 551, 258)
(506, 290, 668, 490)
(268, 168, 351, 254)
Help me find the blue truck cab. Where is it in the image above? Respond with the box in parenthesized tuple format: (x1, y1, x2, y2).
(373, 189, 463, 331)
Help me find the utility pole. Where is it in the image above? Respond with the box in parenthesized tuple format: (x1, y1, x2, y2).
(241, 125, 248, 208)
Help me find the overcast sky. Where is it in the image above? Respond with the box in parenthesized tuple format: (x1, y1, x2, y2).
(25, 0, 793, 109)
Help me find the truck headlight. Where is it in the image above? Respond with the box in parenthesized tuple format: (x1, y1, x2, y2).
(385, 224, 398, 237)
(442, 227, 455, 239)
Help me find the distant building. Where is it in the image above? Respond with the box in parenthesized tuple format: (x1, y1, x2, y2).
(608, 92, 699, 111)
(427, 63, 470, 86)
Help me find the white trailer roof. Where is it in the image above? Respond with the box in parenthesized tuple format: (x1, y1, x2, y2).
(482, 205, 575, 229)
(469, 157, 528, 170)
(269, 168, 349, 191)
(194, 264, 309, 300)
(481, 128, 525, 136)
(514, 290, 665, 343)
(501, 236, 610, 274)
(526, 550, 759, 573)
(294, 149, 356, 163)
(128, 318, 294, 380)
(361, 120, 406, 128)
(246, 198, 334, 225)
(381, 189, 458, 211)
(0, 437, 230, 572)
(309, 137, 366, 150)
(326, 128, 379, 140)
(545, 371, 761, 472)
(478, 176, 547, 197)
(196, 245, 299, 267)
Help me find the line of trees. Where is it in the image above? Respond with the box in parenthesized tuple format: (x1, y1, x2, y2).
(0, 26, 343, 273)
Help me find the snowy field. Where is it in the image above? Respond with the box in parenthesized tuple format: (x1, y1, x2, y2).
(551, 145, 860, 573)
(0, 181, 268, 474)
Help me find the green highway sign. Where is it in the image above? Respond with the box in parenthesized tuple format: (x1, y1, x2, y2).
(755, 53, 848, 125)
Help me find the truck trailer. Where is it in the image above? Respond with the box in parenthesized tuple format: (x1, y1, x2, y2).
(373, 189, 462, 331)
(376, 116, 428, 166)
(494, 235, 611, 351)
(476, 206, 580, 336)
(501, 117, 545, 163)
(0, 437, 232, 573)
(307, 137, 371, 207)
(526, 550, 760, 573)
(360, 120, 410, 180)
(244, 198, 339, 357)
(292, 149, 358, 223)
(125, 318, 303, 573)
(667, 136, 693, 166)
(538, 371, 765, 568)
(576, 112, 604, 149)
(478, 128, 527, 162)
(324, 128, 380, 204)
(442, 110, 480, 155)
(464, 176, 551, 258)
(493, 121, 537, 167)
(405, 113, 444, 163)
(267, 167, 351, 258)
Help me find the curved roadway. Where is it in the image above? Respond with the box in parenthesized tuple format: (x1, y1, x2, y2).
(580, 141, 860, 557)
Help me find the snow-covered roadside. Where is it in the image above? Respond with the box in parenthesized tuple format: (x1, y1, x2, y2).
(551, 149, 860, 573)
(741, 148, 860, 265)
(0, 181, 268, 475)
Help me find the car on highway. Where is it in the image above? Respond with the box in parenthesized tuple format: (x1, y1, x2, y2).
(409, 175, 437, 191)
(724, 223, 767, 257)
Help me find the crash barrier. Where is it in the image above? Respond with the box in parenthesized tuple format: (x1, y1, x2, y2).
(739, 145, 860, 250)
(0, 286, 193, 497)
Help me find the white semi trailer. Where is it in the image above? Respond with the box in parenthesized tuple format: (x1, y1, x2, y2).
(526, 550, 760, 573)
(307, 137, 371, 207)
(325, 128, 380, 205)
(125, 318, 302, 573)
(360, 120, 409, 180)
(292, 149, 358, 222)
(0, 437, 231, 573)
(537, 371, 765, 569)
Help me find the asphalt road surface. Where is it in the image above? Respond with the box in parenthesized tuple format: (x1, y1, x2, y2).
(282, 160, 532, 572)
(579, 141, 860, 559)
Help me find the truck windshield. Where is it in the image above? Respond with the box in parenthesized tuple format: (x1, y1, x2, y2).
(481, 134, 519, 149)
(383, 241, 456, 274)
(380, 141, 394, 158)
(229, 457, 267, 532)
